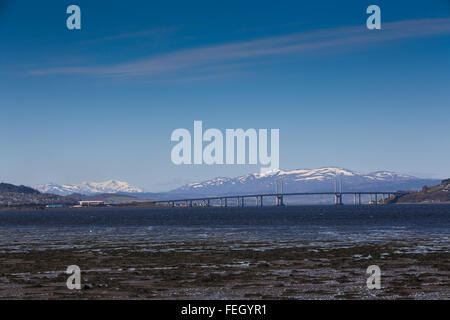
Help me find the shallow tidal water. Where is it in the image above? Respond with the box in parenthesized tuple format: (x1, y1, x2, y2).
(0, 204, 448, 251)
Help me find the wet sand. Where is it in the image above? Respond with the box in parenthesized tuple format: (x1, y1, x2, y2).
(0, 238, 448, 299)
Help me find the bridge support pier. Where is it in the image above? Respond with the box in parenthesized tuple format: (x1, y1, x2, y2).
(334, 193, 343, 205)
(260, 196, 263, 207)
(276, 195, 284, 206)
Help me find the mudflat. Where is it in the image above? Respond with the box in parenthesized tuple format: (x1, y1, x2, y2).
(0, 238, 448, 299)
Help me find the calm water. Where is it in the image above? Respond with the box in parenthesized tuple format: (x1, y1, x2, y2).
(0, 205, 449, 252)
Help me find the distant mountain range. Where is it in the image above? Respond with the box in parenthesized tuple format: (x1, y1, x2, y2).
(35, 180, 143, 196)
(0, 167, 446, 206)
(32, 167, 440, 200)
(166, 167, 440, 197)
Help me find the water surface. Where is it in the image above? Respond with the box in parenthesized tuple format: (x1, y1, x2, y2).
(0, 205, 448, 252)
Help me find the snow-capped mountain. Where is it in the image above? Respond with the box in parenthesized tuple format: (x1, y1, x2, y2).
(35, 180, 144, 196)
(34, 168, 439, 199)
(169, 167, 438, 196)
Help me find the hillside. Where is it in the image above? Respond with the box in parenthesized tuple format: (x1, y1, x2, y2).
(0, 183, 76, 207)
(67, 193, 139, 204)
(391, 179, 450, 203)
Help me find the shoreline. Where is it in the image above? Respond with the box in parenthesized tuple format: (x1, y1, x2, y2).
(2, 201, 450, 212)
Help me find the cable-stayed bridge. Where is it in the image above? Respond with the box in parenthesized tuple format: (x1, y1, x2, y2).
(153, 191, 408, 207)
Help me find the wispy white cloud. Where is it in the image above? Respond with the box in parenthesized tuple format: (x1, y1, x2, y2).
(30, 18, 450, 78)
(79, 26, 178, 44)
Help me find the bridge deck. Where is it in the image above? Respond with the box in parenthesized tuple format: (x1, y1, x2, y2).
(153, 191, 407, 204)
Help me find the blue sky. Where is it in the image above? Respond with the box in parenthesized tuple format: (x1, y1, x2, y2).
(1, 0, 450, 191)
